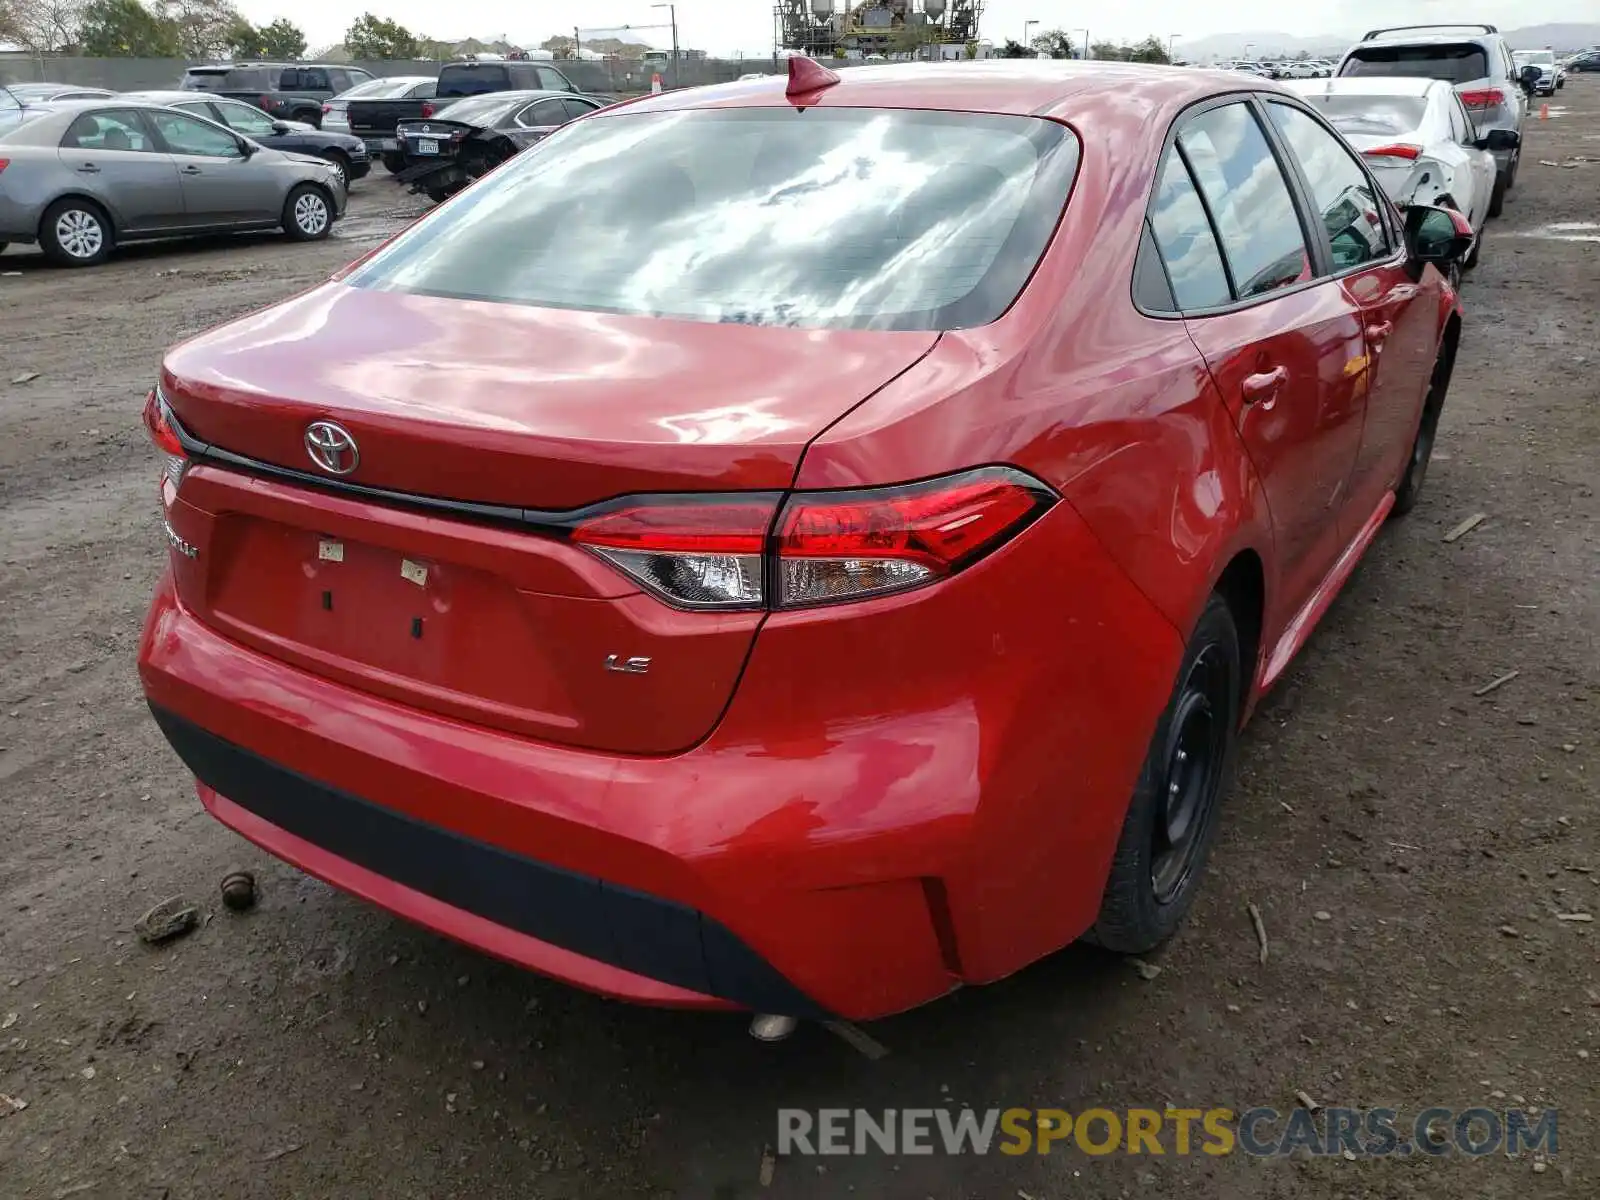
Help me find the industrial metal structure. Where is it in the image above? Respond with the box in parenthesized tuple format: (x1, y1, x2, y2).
(774, 0, 983, 58)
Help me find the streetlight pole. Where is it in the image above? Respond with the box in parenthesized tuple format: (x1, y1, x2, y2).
(652, 3, 680, 88)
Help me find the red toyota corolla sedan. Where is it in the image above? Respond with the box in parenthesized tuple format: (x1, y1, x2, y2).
(138, 60, 1471, 1023)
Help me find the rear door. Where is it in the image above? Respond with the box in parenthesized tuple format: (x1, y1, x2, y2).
(1264, 99, 1441, 528)
(1149, 99, 1370, 616)
(1444, 90, 1496, 226)
(55, 108, 186, 234)
(145, 108, 280, 225)
(509, 98, 568, 148)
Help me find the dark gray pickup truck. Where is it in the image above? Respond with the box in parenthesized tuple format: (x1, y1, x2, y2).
(178, 62, 376, 128)
(348, 60, 590, 171)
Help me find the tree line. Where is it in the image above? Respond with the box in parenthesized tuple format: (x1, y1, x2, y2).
(1, 0, 440, 60)
(997, 30, 1173, 64)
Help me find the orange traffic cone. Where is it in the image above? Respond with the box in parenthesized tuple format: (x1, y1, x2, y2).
(1540, 103, 1550, 120)
(651, 72, 663, 94)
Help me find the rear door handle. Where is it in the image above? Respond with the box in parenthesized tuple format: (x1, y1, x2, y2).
(76, 163, 100, 174)
(1242, 366, 1289, 408)
(180, 165, 203, 175)
(1365, 320, 1394, 350)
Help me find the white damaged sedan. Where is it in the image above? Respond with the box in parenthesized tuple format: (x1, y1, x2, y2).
(1285, 76, 1506, 265)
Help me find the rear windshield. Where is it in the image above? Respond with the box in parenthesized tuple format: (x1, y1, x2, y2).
(423, 93, 523, 124)
(349, 107, 1080, 332)
(1341, 44, 1489, 84)
(1513, 51, 1555, 66)
(1299, 94, 1428, 136)
(181, 65, 268, 92)
(437, 65, 512, 97)
(337, 77, 419, 100)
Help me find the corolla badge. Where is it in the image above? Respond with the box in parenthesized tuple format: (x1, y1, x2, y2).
(304, 421, 359, 475)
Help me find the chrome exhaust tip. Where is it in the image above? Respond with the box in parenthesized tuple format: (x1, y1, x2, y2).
(749, 1014, 800, 1042)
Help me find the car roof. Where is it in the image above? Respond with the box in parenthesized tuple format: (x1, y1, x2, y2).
(1285, 76, 1442, 97)
(610, 60, 1279, 123)
(121, 90, 209, 103)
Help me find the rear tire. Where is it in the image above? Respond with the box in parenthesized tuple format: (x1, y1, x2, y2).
(1392, 342, 1452, 516)
(1088, 593, 1241, 954)
(381, 152, 406, 173)
(1487, 172, 1506, 219)
(282, 184, 333, 242)
(1504, 150, 1519, 192)
(424, 185, 451, 204)
(40, 198, 112, 267)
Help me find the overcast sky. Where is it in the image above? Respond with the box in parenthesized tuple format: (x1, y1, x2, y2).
(236, 0, 1598, 58)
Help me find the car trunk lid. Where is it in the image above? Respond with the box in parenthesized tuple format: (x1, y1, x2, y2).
(158, 282, 938, 753)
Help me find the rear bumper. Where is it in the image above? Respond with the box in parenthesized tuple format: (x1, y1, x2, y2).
(151, 704, 814, 1014)
(139, 496, 1183, 1019)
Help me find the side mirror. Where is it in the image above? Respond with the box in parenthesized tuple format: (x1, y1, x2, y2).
(1405, 205, 1473, 271)
(237, 139, 256, 158)
(1518, 64, 1542, 93)
(1477, 127, 1520, 153)
(270, 120, 291, 134)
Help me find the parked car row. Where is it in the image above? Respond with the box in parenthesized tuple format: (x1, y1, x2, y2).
(136, 55, 1482, 1027)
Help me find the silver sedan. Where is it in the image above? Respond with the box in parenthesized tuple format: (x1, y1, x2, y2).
(0, 100, 346, 266)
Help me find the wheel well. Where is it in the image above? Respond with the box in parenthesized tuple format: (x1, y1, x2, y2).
(1214, 552, 1264, 695)
(39, 193, 115, 241)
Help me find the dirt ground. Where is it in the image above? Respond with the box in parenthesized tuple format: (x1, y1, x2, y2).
(2, 84, 1598, 1200)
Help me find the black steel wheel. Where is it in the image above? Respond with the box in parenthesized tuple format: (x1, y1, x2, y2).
(1089, 593, 1242, 953)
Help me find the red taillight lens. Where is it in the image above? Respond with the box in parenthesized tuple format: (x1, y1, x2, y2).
(1362, 143, 1422, 160)
(1458, 88, 1504, 109)
(568, 468, 1055, 610)
(420, 101, 436, 117)
(259, 94, 274, 110)
(321, 103, 332, 114)
(142, 387, 187, 494)
(0, 158, 9, 174)
(775, 468, 1053, 607)
(572, 497, 777, 609)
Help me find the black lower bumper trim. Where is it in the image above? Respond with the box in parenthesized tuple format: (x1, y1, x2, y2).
(149, 705, 827, 1018)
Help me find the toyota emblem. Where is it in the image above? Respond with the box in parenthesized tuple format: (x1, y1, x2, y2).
(304, 421, 359, 475)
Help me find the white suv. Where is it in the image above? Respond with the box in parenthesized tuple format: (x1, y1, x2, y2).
(1337, 24, 1528, 210)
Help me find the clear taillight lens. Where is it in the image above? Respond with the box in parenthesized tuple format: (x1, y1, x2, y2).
(775, 468, 1054, 607)
(570, 497, 778, 610)
(568, 468, 1055, 611)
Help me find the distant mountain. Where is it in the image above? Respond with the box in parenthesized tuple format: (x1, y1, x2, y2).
(1503, 24, 1600, 52)
(1177, 23, 1600, 63)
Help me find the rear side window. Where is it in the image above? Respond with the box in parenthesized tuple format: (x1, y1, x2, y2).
(1178, 104, 1311, 300)
(1146, 152, 1231, 310)
(60, 109, 154, 152)
(517, 99, 567, 127)
(561, 97, 598, 121)
(1341, 44, 1489, 84)
(350, 107, 1082, 331)
(1267, 103, 1391, 270)
(437, 65, 511, 97)
(180, 69, 229, 92)
(535, 67, 568, 90)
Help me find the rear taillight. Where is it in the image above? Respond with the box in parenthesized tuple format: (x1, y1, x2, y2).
(142, 387, 187, 495)
(420, 101, 436, 117)
(0, 158, 9, 174)
(259, 94, 274, 110)
(1363, 143, 1422, 160)
(321, 103, 332, 114)
(569, 467, 1055, 611)
(572, 497, 774, 609)
(1458, 88, 1504, 109)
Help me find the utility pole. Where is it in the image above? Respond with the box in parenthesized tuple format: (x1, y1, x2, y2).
(574, 26, 581, 60)
(653, 3, 680, 88)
